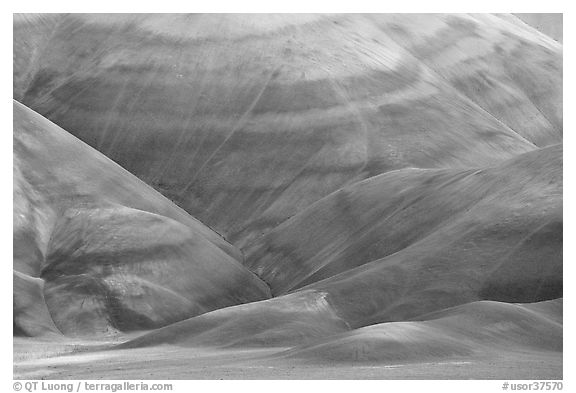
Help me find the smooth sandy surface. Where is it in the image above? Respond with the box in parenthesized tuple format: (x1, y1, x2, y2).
(14, 338, 562, 380)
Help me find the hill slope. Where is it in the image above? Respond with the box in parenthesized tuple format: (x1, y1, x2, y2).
(279, 299, 562, 363)
(13, 101, 270, 336)
(246, 145, 562, 297)
(122, 146, 561, 347)
(13, 13, 562, 247)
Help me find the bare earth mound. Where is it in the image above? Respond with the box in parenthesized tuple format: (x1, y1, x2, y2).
(119, 146, 561, 349)
(13, 101, 270, 337)
(120, 290, 349, 349)
(14, 299, 561, 380)
(13, 13, 561, 247)
(13, 13, 562, 380)
(246, 145, 562, 305)
(280, 299, 562, 363)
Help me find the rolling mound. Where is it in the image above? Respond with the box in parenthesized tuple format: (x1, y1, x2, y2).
(279, 299, 562, 363)
(246, 144, 562, 296)
(13, 13, 562, 247)
(120, 290, 349, 349)
(13, 101, 270, 336)
(123, 146, 561, 348)
(300, 145, 562, 328)
(13, 13, 562, 379)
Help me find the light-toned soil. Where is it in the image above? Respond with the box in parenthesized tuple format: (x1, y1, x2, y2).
(14, 339, 561, 380)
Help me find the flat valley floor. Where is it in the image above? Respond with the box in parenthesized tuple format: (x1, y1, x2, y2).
(14, 337, 562, 380)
